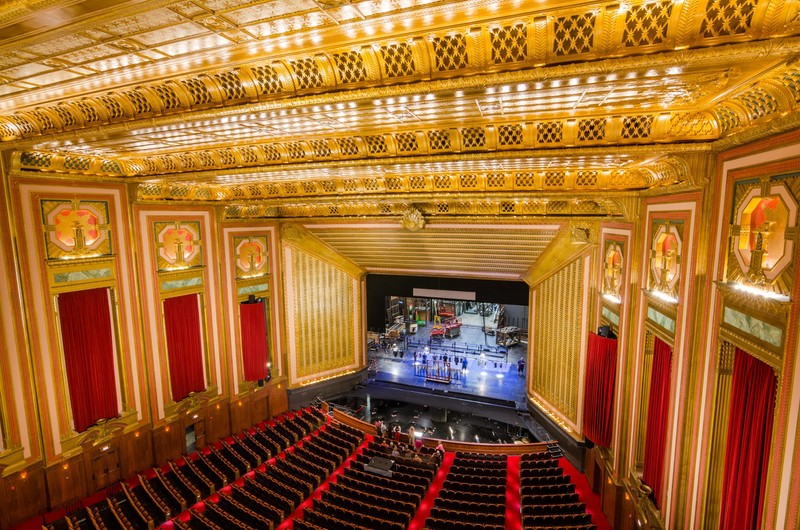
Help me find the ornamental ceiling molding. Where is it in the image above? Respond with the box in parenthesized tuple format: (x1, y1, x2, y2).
(13, 113, 717, 178)
(1, 11, 800, 146)
(139, 173, 644, 202)
(222, 195, 630, 221)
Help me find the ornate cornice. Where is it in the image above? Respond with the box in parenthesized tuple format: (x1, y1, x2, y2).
(15, 112, 717, 178)
(223, 194, 631, 221)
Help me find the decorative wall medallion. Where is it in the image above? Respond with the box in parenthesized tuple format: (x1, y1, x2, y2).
(648, 220, 682, 300)
(41, 199, 111, 259)
(603, 241, 624, 301)
(154, 221, 202, 271)
(234, 235, 268, 278)
(570, 225, 591, 244)
(729, 179, 797, 295)
(400, 207, 425, 231)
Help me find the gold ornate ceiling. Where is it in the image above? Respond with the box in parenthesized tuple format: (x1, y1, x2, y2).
(0, 4, 797, 197)
(3, 0, 798, 278)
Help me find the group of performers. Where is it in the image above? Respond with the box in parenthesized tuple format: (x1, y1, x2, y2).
(410, 347, 472, 382)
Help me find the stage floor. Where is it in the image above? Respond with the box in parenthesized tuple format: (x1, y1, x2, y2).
(370, 312, 528, 406)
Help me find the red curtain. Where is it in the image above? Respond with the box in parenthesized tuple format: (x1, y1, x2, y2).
(719, 349, 776, 530)
(163, 294, 206, 402)
(58, 288, 118, 433)
(583, 332, 617, 447)
(240, 301, 269, 381)
(642, 335, 673, 508)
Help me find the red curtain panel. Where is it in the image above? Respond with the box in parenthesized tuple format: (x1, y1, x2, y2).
(642, 335, 673, 508)
(583, 332, 618, 447)
(58, 287, 119, 433)
(240, 301, 269, 381)
(719, 349, 777, 530)
(163, 293, 206, 402)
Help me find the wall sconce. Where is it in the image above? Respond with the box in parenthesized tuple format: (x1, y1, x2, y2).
(602, 293, 622, 305)
(62, 463, 69, 471)
(19, 470, 27, 480)
(134, 431, 140, 438)
(732, 282, 790, 302)
(165, 426, 171, 433)
(649, 289, 678, 304)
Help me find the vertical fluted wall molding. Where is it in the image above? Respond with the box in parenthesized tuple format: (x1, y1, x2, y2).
(634, 331, 656, 470)
(701, 340, 737, 530)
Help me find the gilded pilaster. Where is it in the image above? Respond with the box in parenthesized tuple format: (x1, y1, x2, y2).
(634, 332, 656, 470)
(701, 341, 736, 530)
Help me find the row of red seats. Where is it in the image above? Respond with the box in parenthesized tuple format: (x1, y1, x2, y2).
(176, 418, 364, 530)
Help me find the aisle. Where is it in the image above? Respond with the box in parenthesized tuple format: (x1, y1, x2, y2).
(407, 452, 454, 530)
(504, 454, 522, 530)
(560, 457, 613, 530)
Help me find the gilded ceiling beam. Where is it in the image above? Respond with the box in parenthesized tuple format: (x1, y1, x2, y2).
(222, 195, 630, 221)
(15, 111, 718, 178)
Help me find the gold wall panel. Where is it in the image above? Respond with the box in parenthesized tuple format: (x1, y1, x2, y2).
(532, 255, 586, 427)
(283, 244, 360, 384)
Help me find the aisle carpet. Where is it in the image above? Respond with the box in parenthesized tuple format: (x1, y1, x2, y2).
(407, 451, 454, 530)
(504, 454, 522, 530)
(560, 457, 613, 530)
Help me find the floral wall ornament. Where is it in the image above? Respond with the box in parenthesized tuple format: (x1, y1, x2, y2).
(41, 199, 111, 259)
(154, 220, 202, 271)
(401, 207, 425, 232)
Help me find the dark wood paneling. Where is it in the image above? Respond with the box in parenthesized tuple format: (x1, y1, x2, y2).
(121, 426, 153, 478)
(229, 396, 251, 435)
(269, 382, 288, 418)
(1, 463, 47, 528)
(620, 487, 637, 530)
(584, 447, 596, 490)
(152, 420, 184, 465)
(251, 388, 269, 424)
(45, 454, 88, 509)
(84, 442, 121, 493)
(602, 476, 622, 528)
(207, 399, 231, 442)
